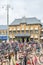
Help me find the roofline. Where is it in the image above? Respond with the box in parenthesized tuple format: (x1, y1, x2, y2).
(9, 23, 42, 26)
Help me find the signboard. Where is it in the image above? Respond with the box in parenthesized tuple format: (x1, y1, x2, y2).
(0, 36, 7, 40)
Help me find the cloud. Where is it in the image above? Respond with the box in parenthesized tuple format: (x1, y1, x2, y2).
(0, 0, 43, 25)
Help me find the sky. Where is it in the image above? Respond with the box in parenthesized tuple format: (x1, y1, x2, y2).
(0, 0, 43, 25)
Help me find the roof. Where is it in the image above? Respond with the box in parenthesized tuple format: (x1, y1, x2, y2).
(15, 33, 30, 37)
(0, 25, 7, 30)
(10, 17, 41, 25)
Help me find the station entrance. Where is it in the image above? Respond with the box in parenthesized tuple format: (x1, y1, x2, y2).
(15, 33, 30, 42)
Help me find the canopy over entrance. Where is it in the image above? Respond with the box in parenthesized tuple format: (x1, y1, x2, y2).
(15, 33, 30, 37)
(15, 33, 30, 42)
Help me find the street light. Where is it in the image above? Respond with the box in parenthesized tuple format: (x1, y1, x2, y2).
(0, 4, 13, 41)
(7, 4, 13, 41)
(7, 4, 9, 41)
(7, 4, 14, 41)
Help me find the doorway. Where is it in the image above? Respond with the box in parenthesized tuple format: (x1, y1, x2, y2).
(22, 37, 24, 42)
(27, 37, 29, 42)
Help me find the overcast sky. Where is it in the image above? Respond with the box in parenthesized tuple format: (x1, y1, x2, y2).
(0, 0, 43, 25)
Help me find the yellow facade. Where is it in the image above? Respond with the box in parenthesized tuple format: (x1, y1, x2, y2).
(40, 28, 43, 43)
(0, 24, 42, 42)
(9, 24, 42, 42)
(0, 30, 7, 35)
(0, 17, 43, 42)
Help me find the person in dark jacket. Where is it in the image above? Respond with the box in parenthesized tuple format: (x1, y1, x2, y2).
(24, 55, 27, 65)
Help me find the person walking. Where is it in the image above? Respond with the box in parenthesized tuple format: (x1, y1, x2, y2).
(24, 55, 27, 65)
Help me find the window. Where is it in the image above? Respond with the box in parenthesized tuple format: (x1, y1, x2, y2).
(41, 31, 43, 34)
(30, 30, 33, 33)
(34, 38, 38, 42)
(34, 28, 38, 33)
(13, 31, 16, 34)
(9, 31, 12, 34)
(22, 30, 24, 33)
(30, 38, 34, 41)
(35, 30, 38, 33)
(26, 30, 29, 33)
(17, 30, 20, 33)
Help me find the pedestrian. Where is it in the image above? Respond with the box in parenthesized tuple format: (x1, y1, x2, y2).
(32, 55, 37, 65)
(27, 58, 31, 65)
(24, 55, 27, 65)
(16, 62, 19, 65)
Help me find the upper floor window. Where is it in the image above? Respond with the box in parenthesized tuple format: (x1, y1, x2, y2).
(9, 31, 12, 34)
(34, 28, 38, 33)
(34, 30, 38, 33)
(41, 31, 43, 34)
(17, 30, 20, 33)
(30, 30, 33, 33)
(13, 31, 16, 34)
(34, 38, 38, 42)
(30, 27, 33, 33)
(26, 30, 29, 33)
(22, 30, 24, 33)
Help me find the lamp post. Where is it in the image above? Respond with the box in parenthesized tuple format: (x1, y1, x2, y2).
(6, 4, 14, 41)
(0, 5, 10, 41)
(3, 4, 13, 41)
(7, 4, 10, 41)
(0, 4, 14, 41)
